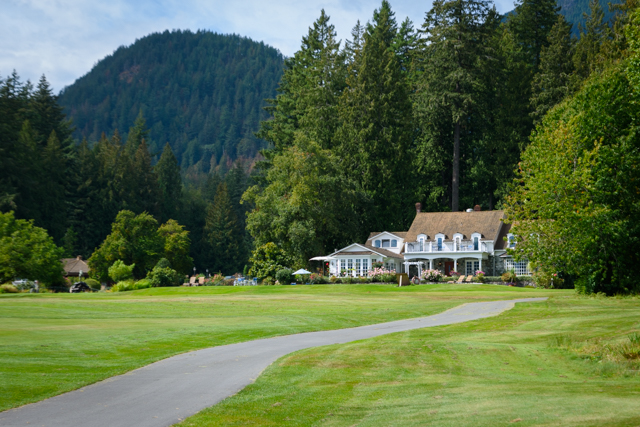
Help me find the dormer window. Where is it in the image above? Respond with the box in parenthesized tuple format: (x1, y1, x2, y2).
(508, 234, 516, 249)
(391, 240, 397, 247)
(473, 236, 479, 251)
(381, 239, 390, 248)
(374, 240, 381, 247)
(437, 237, 443, 251)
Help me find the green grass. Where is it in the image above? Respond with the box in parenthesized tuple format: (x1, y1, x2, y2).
(178, 296, 640, 427)
(0, 284, 564, 412)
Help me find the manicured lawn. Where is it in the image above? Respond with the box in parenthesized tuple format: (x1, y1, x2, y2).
(0, 284, 563, 412)
(179, 296, 640, 427)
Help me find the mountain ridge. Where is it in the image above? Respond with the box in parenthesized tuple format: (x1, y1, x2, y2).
(59, 30, 284, 178)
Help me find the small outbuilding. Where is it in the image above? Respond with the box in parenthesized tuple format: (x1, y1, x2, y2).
(62, 256, 90, 278)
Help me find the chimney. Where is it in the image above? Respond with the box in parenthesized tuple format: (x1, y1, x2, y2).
(473, 205, 481, 212)
(415, 202, 422, 213)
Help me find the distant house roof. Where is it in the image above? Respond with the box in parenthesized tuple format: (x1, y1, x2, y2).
(367, 231, 408, 240)
(405, 210, 506, 243)
(62, 256, 90, 277)
(331, 244, 404, 260)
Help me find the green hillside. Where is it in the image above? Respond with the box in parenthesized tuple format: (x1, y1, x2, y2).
(558, 0, 622, 30)
(58, 30, 284, 175)
(505, 0, 623, 32)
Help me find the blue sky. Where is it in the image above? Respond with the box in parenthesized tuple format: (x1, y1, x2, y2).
(2, 0, 515, 94)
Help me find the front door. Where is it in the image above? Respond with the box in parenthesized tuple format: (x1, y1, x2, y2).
(444, 261, 454, 276)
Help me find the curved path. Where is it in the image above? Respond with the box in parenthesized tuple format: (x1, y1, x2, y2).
(0, 298, 546, 427)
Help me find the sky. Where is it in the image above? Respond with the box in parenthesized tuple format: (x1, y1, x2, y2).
(2, 0, 515, 94)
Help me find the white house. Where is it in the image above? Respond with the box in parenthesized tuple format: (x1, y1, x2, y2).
(320, 203, 528, 278)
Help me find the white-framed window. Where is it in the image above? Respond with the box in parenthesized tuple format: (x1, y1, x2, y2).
(382, 239, 390, 248)
(507, 234, 516, 249)
(356, 259, 361, 276)
(348, 259, 353, 272)
(466, 260, 479, 276)
(505, 258, 529, 275)
(340, 259, 346, 273)
(437, 237, 443, 251)
(391, 239, 397, 247)
(363, 259, 368, 274)
(419, 237, 424, 252)
(374, 240, 381, 247)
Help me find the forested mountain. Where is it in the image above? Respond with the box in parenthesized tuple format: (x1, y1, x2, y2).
(508, 0, 623, 32)
(58, 30, 284, 180)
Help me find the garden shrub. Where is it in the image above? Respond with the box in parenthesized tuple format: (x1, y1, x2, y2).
(0, 284, 19, 293)
(329, 276, 338, 283)
(262, 276, 276, 285)
(501, 270, 517, 284)
(308, 273, 326, 284)
(108, 260, 135, 283)
(111, 280, 135, 292)
(276, 268, 294, 284)
(84, 278, 101, 291)
(421, 269, 443, 283)
(223, 278, 235, 286)
(147, 266, 182, 287)
(134, 279, 153, 290)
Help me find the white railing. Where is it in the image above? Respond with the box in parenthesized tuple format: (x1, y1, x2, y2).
(405, 241, 487, 253)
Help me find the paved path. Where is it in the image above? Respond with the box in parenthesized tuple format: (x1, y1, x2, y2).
(0, 298, 546, 427)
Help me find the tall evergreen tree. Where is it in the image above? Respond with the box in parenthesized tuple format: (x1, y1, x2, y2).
(530, 15, 575, 122)
(418, 0, 499, 212)
(155, 143, 183, 222)
(257, 10, 346, 155)
(336, 0, 414, 229)
(508, 0, 561, 72)
(203, 183, 242, 274)
(573, 0, 612, 82)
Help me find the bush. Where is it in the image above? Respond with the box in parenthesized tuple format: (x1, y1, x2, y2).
(262, 276, 276, 285)
(0, 284, 19, 293)
(330, 276, 339, 283)
(111, 280, 135, 292)
(378, 273, 397, 283)
(208, 274, 226, 286)
(84, 278, 101, 291)
(133, 279, 153, 290)
(308, 273, 328, 284)
(421, 269, 443, 282)
(276, 268, 294, 284)
(108, 260, 135, 283)
(155, 258, 172, 269)
(147, 266, 182, 287)
(501, 270, 517, 284)
(224, 278, 235, 286)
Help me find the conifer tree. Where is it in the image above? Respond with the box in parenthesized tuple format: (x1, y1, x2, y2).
(418, 0, 498, 212)
(336, 0, 414, 229)
(507, 0, 561, 73)
(156, 143, 182, 222)
(203, 183, 242, 274)
(530, 15, 575, 122)
(257, 10, 346, 154)
(573, 0, 612, 82)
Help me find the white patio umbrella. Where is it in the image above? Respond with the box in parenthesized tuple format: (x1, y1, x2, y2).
(292, 269, 312, 275)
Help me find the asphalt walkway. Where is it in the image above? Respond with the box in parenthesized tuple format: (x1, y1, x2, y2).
(0, 297, 547, 427)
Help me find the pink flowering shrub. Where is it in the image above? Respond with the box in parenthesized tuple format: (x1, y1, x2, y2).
(421, 269, 443, 282)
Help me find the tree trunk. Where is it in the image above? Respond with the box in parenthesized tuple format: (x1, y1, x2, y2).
(452, 119, 460, 212)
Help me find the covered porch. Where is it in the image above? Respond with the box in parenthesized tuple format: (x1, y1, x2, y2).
(403, 254, 486, 279)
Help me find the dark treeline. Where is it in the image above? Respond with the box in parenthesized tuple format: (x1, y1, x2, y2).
(0, 73, 252, 274)
(58, 30, 283, 184)
(247, 0, 632, 267)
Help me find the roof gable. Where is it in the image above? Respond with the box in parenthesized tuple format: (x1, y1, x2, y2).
(405, 210, 505, 243)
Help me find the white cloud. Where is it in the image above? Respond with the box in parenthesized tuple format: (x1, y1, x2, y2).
(0, 0, 516, 93)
